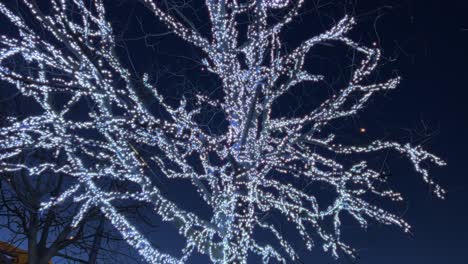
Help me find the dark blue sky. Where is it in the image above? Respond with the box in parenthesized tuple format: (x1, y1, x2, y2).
(346, 1, 468, 263)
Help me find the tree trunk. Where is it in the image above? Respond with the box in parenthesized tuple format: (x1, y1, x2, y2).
(88, 217, 105, 264)
(222, 172, 255, 264)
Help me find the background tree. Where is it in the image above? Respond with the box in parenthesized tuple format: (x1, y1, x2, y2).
(0, 164, 140, 264)
(0, 1, 444, 264)
(0, 94, 145, 264)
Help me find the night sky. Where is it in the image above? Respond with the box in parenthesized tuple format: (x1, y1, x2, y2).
(1, 0, 468, 263)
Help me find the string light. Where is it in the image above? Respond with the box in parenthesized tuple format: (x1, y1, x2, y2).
(0, 1, 444, 264)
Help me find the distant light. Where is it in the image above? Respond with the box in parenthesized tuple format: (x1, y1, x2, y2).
(360, 128, 366, 133)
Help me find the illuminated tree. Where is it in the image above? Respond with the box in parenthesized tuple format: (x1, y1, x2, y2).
(0, 1, 444, 263)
